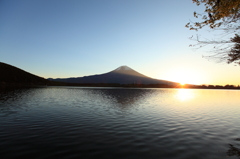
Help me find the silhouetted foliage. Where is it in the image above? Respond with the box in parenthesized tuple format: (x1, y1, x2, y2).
(228, 34, 240, 64)
(186, 0, 240, 30)
(186, 0, 240, 65)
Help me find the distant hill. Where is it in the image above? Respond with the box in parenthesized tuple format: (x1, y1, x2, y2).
(49, 65, 177, 85)
(0, 62, 48, 85)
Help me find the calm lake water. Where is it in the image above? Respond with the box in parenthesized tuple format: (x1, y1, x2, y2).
(0, 87, 240, 159)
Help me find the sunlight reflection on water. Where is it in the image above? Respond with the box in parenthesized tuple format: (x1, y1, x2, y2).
(176, 89, 195, 101)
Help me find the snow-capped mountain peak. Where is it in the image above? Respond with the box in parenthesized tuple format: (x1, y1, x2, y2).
(114, 65, 132, 71)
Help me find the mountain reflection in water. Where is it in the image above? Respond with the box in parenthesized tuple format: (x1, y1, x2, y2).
(83, 88, 156, 107)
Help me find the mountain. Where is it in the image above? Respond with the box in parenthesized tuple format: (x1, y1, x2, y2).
(0, 62, 48, 85)
(49, 65, 176, 85)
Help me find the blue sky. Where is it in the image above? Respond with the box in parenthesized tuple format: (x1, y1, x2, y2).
(1, 0, 240, 85)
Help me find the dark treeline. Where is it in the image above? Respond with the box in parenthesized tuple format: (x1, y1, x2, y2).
(47, 82, 176, 88)
(45, 82, 240, 89)
(182, 84, 240, 89)
(2, 80, 240, 90)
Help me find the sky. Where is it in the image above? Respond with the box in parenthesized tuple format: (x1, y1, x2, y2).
(1, 0, 240, 85)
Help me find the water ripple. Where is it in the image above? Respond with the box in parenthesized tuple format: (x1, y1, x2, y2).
(0, 87, 240, 158)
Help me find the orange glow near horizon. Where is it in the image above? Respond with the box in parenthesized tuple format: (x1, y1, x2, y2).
(180, 83, 185, 86)
(160, 68, 206, 85)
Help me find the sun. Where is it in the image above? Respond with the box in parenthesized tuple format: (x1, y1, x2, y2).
(175, 74, 190, 85)
(161, 68, 205, 85)
(180, 82, 185, 86)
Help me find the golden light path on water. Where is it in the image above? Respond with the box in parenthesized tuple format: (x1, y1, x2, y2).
(176, 89, 195, 101)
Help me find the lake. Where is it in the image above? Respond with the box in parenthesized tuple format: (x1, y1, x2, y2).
(0, 87, 240, 159)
